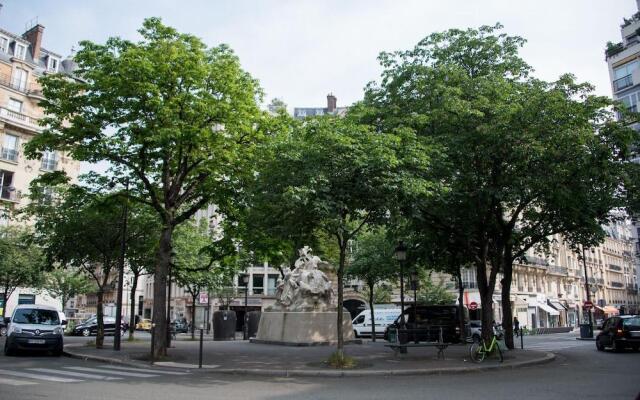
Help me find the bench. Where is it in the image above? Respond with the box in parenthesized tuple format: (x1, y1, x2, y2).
(384, 327, 449, 359)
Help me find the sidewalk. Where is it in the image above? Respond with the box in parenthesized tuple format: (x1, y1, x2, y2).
(64, 338, 555, 377)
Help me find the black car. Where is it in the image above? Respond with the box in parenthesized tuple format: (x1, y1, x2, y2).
(384, 305, 463, 344)
(596, 315, 640, 352)
(71, 317, 121, 337)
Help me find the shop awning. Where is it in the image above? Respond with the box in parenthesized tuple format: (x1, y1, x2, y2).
(603, 306, 620, 315)
(549, 301, 566, 311)
(537, 302, 560, 316)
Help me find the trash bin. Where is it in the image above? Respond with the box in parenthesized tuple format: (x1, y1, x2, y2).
(579, 323, 593, 339)
(246, 311, 261, 338)
(213, 310, 236, 341)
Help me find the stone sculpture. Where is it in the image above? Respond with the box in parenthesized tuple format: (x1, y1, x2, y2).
(272, 246, 335, 312)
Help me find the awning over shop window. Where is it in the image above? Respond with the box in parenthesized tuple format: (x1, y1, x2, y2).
(537, 302, 559, 316)
(549, 301, 566, 311)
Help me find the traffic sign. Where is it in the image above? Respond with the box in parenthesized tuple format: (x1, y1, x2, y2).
(468, 301, 478, 311)
(198, 293, 209, 305)
(583, 300, 593, 310)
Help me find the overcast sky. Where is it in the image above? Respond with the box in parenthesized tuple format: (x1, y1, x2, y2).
(3, 0, 638, 110)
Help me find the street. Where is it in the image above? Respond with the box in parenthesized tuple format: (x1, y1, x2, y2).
(0, 332, 638, 400)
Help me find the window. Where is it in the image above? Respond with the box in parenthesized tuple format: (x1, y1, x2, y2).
(252, 274, 264, 295)
(7, 98, 22, 113)
(40, 150, 58, 171)
(14, 44, 26, 60)
(48, 57, 59, 72)
(614, 61, 639, 92)
(1, 134, 19, 162)
(42, 186, 54, 204)
(17, 294, 36, 305)
(0, 36, 8, 53)
(619, 91, 640, 112)
(12, 68, 28, 91)
(0, 170, 15, 200)
(267, 274, 279, 296)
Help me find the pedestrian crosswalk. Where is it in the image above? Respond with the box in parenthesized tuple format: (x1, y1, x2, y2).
(0, 364, 190, 386)
(522, 339, 593, 352)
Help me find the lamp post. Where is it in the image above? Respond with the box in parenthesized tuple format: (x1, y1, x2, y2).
(113, 178, 129, 351)
(394, 242, 407, 329)
(243, 275, 249, 340)
(581, 247, 594, 338)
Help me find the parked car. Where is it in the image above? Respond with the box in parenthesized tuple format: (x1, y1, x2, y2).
(467, 320, 482, 342)
(136, 319, 152, 331)
(596, 315, 640, 352)
(4, 304, 66, 356)
(172, 319, 189, 333)
(383, 305, 463, 344)
(71, 316, 119, 337)
(352, 308, 401, 338)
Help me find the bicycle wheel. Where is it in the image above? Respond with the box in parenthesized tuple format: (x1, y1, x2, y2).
(469, 342, 485, 363)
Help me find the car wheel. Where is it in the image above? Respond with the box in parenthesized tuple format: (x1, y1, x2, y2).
(0, 327, 6, 337)
(596, 339, 604, 351)
(353, 330, 359, 339)
(82, 328, 91, 337)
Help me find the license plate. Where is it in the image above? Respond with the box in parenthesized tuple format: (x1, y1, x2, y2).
(27, 339, 46, 344)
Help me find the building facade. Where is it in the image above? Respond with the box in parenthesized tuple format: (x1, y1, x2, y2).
(0, 21, 81, 318)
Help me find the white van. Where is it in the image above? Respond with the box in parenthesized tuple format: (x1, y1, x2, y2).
(4, 304, 66, 356)
(352, 308, 401, 338)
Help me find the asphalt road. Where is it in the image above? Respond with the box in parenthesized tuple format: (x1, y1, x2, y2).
(0, 332, 638, 400)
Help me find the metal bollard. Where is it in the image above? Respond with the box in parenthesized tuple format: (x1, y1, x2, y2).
(520, 327, 524, 349)
(199, 327, 204, 369)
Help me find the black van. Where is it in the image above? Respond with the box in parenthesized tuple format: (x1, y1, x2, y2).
(384, 305, 463, 344)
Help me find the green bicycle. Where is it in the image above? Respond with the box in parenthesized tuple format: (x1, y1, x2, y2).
(469, 325, 504, 363)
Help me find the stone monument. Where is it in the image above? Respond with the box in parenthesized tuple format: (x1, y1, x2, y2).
(252, 246, 354, 345)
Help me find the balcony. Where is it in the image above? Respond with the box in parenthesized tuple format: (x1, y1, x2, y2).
(0, 73, 44, 99)
(548, 265, 568, 276)
(611, 281, 625, 288)
(614, 75, 634, 92)
(0, 147, 18, 162)
(0, 107, 42, 132)
(608, 264, 623, 272)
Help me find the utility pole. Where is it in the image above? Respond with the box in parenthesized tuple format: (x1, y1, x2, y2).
(114, 178, 129, 351)
(581, 247, 594, 338)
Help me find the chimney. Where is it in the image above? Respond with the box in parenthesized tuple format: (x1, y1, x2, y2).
(23, 23, 45, 61)
(327, 93, 337, 112)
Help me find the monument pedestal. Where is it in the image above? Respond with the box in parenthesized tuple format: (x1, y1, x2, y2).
(251, 311, 355, 346)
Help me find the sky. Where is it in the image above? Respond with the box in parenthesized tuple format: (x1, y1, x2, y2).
(2, 0, 638, 174)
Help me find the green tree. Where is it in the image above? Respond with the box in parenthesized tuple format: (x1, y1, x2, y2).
(25, 19, 263, 356)
(347, 228, 397, 341)
(250, 116, 414, 361)
(173, 219, 235, 338)
(44, 267, 95, 313)
(362, 24, 639, 347)
(0, 226, 46, 318)
(417, 273, 456, 305)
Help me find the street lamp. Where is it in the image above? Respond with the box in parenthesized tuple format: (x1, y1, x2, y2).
(112, 177, 129, 351)
(394, 241, 407, 329)
(581, 247, 594, 338)
(243, 275, 249, 340)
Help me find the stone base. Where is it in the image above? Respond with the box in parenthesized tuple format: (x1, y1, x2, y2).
(253, 311, 354, 346)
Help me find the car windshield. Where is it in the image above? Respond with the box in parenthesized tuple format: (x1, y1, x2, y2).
(12, 309, 60, 325)
(622, 317, 640, 329)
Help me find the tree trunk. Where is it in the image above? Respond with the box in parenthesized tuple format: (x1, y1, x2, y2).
(1, 291, 7, 318)
(336, 245, 346, 358)
(191, 292, 197, 340)
(476, 260, 495, 343)
(96, 290, 105, 349)
(457, 269, 465, 342)
(152, 225, 173, 357)
(128, 273, 139, 340)
(501, 256, 514, 349)
(368, 280, 376, 342)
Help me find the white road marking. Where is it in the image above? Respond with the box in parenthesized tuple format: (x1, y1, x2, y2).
(65, 366, 158, 378)
(99, 365, 189, 375)
(28, 368, 122, 381)
(0, 376, 38, 386)
(0, 370, 82, 383)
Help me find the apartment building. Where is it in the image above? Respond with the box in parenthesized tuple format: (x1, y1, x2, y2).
(0, 20, 81, 317)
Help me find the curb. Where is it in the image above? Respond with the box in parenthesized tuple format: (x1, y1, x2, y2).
(575, 338, 596, 341)
(63, 347, 555, 377)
